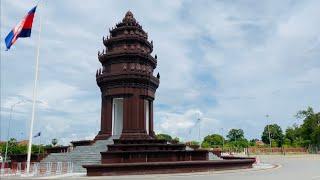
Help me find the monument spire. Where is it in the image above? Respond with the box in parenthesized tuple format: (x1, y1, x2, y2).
(122, 10, 136, 23)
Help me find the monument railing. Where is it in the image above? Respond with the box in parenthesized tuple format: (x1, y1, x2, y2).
(0, 161, 73, 177)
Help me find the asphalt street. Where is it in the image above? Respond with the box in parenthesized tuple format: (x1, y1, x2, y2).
(72, 155, 320, 180)
(2, 154, 320, 180)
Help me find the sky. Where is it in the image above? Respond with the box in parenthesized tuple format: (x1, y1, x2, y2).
(1, 0, 319, 145)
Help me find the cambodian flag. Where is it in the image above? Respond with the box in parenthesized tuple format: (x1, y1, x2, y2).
(5, 6, 37, 50)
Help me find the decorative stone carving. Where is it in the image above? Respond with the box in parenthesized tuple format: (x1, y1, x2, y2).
(136, 63, 141, 71)
(130, 63, 135, 71)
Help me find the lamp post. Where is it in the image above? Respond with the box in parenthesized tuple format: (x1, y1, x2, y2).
(196, 112, 201, 148)
(195, 117, 201, 149)
(4, 100, 25, 163)
(198, 118, 201, 144)
(220, 128, 224, 151)
(266, 115, 272, 152)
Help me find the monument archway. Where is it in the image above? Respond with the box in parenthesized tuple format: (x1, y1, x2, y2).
(112, 98, 123, 136)
(145, 99, 149, 134)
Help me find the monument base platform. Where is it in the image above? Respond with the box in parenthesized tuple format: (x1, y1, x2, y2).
(83, 138, 256, 176)
(94, 133, 111, 140)
(83, 158, 256, 176)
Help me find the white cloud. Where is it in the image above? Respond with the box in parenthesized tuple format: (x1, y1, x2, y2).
(1, 0, 320, 144)
(155, 109, 202, 140)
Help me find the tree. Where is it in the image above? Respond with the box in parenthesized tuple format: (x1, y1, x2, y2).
(185, 141, 200, 146)
(261, 124, 284, 147)
(227, 129, 244, 142)
(231, 139, 249, 148)
(1, 141, 38, 156)
(0, 140, 45, 156)
(8, 138, 18, 147)
(155, 134, 172, 141)
(311, 126, 320, 145)
(223, 139, 249, 152)
(283, 138, 291, 147)
(51, 138, 58, 146)
(285, 126, 298, 143)
(249, 139, 259, 147)
(296, 107, 320, 145)
(201, 134, 224, 148)
(284, 124, 303, 147)
(171, 137, 180, 144)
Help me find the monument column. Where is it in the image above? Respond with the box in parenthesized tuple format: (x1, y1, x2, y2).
(120, 94, 149, 139)
(149, 100, 155, 137)
(95, 96, 112, 140)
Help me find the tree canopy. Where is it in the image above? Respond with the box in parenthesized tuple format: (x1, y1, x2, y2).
(297, 107, 320, 145)
(201, 134, 224, 148)
(227, 129, 244, 141)
(0, 138, 45, 157)
(261, 124, 284, 147)
(51, 138, 58, 146)
(281, 107, 320, 147)
(155, 134, 172, 141)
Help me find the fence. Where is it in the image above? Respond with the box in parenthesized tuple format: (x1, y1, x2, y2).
(308, 145, 320, 154)
(247, 147, 307, 154)
(0, 162, 73, 177)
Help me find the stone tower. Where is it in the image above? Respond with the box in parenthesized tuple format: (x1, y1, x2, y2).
(95, 11, 160, 140)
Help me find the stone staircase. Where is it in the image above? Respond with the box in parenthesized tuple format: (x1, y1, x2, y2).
(208, 152, 222, 160)
(41, 137, 115, 172)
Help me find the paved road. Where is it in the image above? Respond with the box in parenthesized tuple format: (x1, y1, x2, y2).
(3, 155, 320, 180)
(72, 155, 320, 180)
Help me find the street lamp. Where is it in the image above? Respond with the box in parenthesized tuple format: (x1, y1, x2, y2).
(195, 117, 201, 149)
(220, 128, 224, 150)
(196, 112, 202, 148)
(4, 100, 25, 163)
(266, 115, 272, 151)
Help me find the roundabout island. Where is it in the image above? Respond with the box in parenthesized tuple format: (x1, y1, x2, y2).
(81, 11, 255, 176)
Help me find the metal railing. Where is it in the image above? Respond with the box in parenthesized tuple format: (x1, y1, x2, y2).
(0, 161, 73, 177)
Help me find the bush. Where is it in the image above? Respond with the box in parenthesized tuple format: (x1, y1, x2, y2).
(155, 134, 173, 141)
(201, 134, 224, 148)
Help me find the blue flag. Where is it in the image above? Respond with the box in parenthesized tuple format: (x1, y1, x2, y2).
(33, 132, 41, 138)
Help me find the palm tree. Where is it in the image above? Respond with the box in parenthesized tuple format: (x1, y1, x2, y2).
(51, 138, 58, 147)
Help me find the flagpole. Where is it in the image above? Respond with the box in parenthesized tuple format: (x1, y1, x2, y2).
(38, 134, 41, 155)
(26, 5, 42, 175)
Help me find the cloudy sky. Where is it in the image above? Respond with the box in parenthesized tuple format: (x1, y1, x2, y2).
(1, 0, 319, 145)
